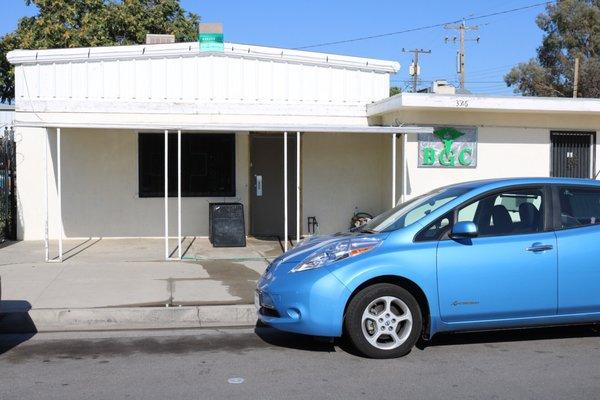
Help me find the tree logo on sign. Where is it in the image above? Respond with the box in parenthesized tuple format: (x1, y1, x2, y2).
(422, 127, 474, 167)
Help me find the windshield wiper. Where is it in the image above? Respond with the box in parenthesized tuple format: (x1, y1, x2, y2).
(359, 228, 377, 234)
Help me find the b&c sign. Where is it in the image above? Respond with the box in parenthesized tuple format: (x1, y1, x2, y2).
(418, 126, 477, 168)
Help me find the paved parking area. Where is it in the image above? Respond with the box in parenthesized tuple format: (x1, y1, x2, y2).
(0, 238, 280, 310)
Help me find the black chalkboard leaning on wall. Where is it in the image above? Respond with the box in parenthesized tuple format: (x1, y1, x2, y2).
(209, 203, 246, 247)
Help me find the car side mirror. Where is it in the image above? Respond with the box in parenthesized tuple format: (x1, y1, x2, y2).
(450, 221, 478, 239)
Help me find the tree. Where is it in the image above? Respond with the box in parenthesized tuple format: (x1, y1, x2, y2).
(389, 86, 401, 96)
(505, 0, 600, 98)
(0, 0, 200, 103)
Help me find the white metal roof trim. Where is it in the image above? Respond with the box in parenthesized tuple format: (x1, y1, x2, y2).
(7, 42, 400, 73)
(13, 120, 432, 134)
(366, 92, 600, 116)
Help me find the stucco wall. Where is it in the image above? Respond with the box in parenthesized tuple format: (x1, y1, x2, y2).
(301, 132, 398, 234)
(16, 128, 250, 240)
(404, 127, 552, 197)
(16, 128, 396, 239)
(380, 109, 600, 199)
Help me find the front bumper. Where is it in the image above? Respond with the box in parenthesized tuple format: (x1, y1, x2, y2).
(256, 263, 351, 337)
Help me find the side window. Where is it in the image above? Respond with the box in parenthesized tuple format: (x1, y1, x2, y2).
(415, 212, 453, 242)
(558, 186, 600, 229)
(457, 188, 544, 237)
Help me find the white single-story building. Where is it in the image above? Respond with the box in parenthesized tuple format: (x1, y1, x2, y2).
(6, 40, 600, 261)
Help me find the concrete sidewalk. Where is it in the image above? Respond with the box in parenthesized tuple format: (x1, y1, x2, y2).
(0, 238, 281, 332)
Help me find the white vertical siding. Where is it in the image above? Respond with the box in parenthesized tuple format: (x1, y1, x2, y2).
(14, 51, 392, 109)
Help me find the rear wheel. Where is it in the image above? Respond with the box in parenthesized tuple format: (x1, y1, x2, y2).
(344, 283, 422, 358)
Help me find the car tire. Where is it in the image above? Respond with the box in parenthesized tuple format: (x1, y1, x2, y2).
(344, 283, 422, 359)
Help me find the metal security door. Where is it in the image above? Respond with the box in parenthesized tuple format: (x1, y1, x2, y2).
(551, 131, 595, 178)
(0, 127, 16, 242)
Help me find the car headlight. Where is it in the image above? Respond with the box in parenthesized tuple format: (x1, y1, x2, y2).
(290, 237, 382, 273)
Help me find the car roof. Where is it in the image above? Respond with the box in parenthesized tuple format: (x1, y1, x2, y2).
(444, 177, 600, 192)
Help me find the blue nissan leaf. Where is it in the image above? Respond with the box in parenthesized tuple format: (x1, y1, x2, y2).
(256, 177, 600, 358)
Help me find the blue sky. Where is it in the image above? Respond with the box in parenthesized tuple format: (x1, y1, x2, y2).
(1, 0, 548, 96)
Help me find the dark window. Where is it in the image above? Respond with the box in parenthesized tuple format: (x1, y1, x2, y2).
(415, 212, 454, 242)
(138, 133, 235, 197)
(457, 188, 544, 237)
(558, 186, 600, 229)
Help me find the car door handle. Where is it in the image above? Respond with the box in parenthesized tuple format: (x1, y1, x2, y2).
(526, 243, 554, 252)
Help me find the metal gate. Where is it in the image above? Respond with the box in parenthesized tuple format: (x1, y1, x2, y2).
(550, 131, 595, 179)
(0, 127, 16, 242)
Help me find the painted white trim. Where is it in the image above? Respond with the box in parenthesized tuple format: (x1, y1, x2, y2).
(15, 100, 368, 115)
(43, 128, 49, 262)
(177, 129, 182, 260)
(284, 131, 288, 252)
(392, 134, 396, 207)
(296, 131, 301, 244)
(7, 42, 400, 73)
(164, 129, 169, 261)
(16, 120, 432, 134)
(57, 127, 63, 262)
(402, 133, 408, 203)
(367, 92, 600, 116)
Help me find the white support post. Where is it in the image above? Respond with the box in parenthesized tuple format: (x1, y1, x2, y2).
(284, 131, 288, 252)
(164, 129, 169, 261)
(296, 131, 300, 245)
(402, 133, 408, 203)
(392, 133, 397, 207)
(43, 128, 49, 262)
(57, 128, 63, 262)
(177, 129, 182, 260)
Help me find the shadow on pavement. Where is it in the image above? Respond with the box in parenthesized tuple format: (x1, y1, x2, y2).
(254, 323, 336, 353)
(255, 322, 600, 357)
(418, 323, 600, 350)
(0, 300, 37, 355)
(0, 240, 18, 250)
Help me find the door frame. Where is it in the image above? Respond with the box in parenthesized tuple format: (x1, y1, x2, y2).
(248, 132, 302, 239)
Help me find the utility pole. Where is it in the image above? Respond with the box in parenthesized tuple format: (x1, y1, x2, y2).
(573, 56, 580, 98)
(444, 20, 479, 90)
(402, 48, 431, 92)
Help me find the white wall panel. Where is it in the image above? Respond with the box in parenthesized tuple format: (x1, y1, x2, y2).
(104, 60, 120, 99)
(87, 61, 103, 99)
(14, 52, 392, 113)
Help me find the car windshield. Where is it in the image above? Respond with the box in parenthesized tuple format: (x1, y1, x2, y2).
(360, 187, 468, 233)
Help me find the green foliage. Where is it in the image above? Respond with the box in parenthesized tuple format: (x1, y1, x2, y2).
(0, 0, 200, 103)
(505, 0, 600, 97)
(389, 86, 401, 97)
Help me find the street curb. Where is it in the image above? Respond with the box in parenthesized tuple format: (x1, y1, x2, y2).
(0, 304, 258, 333)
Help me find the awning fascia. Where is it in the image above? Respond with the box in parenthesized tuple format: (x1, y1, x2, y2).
(16, 121, 433, 134)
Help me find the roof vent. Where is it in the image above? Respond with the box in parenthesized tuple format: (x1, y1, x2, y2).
(145, 34, 175, 45)
(431, 80, 456, 95)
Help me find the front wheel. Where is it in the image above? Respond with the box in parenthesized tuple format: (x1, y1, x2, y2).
(344, 283, 422, 358)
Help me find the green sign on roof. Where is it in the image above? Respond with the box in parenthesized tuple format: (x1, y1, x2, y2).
(199, 32, 224, 52)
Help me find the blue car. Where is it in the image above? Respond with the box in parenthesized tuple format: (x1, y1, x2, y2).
(256, 177, 600, 358)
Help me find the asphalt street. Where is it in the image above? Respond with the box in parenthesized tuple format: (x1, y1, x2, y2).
(1, 324, 599, 400)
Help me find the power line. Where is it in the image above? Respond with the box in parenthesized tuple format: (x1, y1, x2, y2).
(294, 1, 553, 50)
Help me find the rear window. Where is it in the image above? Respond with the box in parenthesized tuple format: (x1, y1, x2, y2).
(558, 186, 600, 228)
